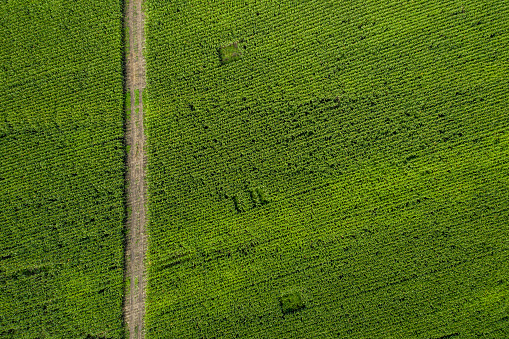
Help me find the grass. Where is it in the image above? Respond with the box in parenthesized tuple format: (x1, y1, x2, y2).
(219, 42, 242, 64)
(134, 88, 140, 107)
(142, 88, 148, 110)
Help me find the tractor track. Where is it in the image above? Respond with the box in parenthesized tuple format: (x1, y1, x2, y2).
(123, 0, 147, 337)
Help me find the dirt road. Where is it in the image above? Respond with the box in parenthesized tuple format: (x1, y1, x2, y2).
(124, 0, 147, 337)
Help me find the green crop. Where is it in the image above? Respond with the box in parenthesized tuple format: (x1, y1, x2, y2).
(0, 1, 125, 337)
(144, 0, 509, 338)
(1, 0, 508, 337)
(279, 291, 305, 315)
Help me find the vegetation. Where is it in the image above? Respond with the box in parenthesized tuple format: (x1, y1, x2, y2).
(0, 1, 125, 337)
(1, 0, 508, 337)
(219, 42, 242, 64)
(279, 291, 305, 315)
(144, 0, 509, 338)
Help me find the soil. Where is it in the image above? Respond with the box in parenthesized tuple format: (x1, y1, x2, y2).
(123, 0, 147, 338)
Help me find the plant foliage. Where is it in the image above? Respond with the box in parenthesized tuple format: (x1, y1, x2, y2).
(144, 0, 509, 337)
(219, 42, 242, 64)
(279, 291, 305, 314)
(0, 1, 125, 337)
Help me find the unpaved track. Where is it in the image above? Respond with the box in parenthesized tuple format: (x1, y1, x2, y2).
(124, 0, 147, 337)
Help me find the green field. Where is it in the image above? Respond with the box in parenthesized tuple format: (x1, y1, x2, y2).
(0, 0, 508, 337)
(144, 0, 509, 337)
(0, 1, 125, 337)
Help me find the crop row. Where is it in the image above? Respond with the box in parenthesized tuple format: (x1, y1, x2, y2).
(0, 0, 126, 338)
(144, 0, 509, 337)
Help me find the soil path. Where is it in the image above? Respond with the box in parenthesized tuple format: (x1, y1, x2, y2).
(124, 0, 147, 337)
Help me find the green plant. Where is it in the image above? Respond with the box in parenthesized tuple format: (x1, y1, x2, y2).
(0, 0, 126, 336)
(143, 0, 509, 337)
(219, 42, 242, 64)
(279, 291, 305, 314)
(135, 88, 140, 107)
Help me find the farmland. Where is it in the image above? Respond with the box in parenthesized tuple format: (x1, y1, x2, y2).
(0, 0, 508, 337)
(0, 1, 126, 337)
(144, 0, 509, 338)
